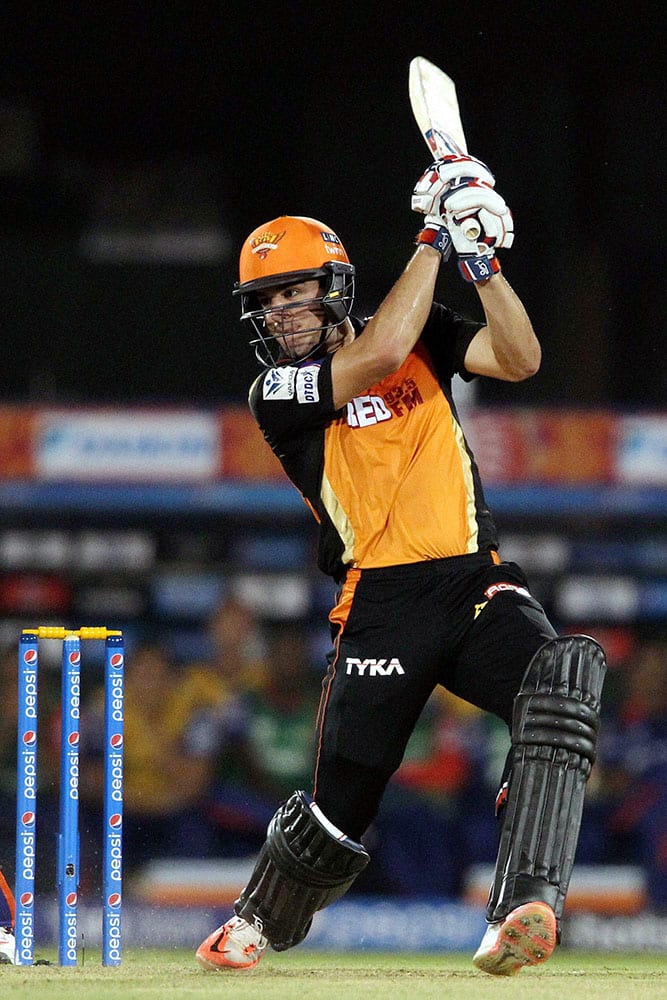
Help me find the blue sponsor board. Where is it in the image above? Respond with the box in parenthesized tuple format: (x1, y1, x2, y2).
(306, 899, 485, 951)
(31, 897, 667, 954)
(33, 898, 484, 952)
(0, 481, 666, 517)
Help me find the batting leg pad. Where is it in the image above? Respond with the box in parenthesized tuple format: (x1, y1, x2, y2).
(487, 635, 606, 924)
(234, 790, 370, 951)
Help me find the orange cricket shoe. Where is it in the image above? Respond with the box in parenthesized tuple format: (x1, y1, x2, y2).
(196, 914, 269, 972)
(472, 901, 557, 976)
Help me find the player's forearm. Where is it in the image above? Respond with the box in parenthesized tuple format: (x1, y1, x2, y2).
(475, 273, 541, 380)
(362, 245, 440, 372)
(331, 245, 440, 407)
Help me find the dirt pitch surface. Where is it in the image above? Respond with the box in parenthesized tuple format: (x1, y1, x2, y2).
(1, 949, 664, 999)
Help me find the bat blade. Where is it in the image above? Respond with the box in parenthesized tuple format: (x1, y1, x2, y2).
(409, 56, 480, 241)
(409, 56, 468, 157)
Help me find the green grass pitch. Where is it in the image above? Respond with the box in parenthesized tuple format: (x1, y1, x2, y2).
(1, 949, 665, 1000)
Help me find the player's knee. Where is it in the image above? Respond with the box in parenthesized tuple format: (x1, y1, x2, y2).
(315, 757, 392, 839)
(513, 634, 606, 763)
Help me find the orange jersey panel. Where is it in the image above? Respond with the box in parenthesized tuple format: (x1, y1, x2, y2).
(322, 344, 482, 567)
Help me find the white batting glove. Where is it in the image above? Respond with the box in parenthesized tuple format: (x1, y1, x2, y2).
(412, 155, 496, 218)
(441, 184, 514, 283)
(414, 214, 452, 259)
(443, 185, 514, 254)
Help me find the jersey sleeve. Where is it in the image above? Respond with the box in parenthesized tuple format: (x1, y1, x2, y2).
(248, 356, 339, 447)
(420, 302, 483, 382)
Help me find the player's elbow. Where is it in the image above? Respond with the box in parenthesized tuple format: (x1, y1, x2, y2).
(369, 343, 409, 381)
(502, 361, 540, 382)
(522, 343, 542, 378)
(501, 340, 542, 381)
(512, 353, 541, 380)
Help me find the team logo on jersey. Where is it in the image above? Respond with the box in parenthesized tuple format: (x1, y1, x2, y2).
(262, 367, 296, 400)
(296, 364, 320, 403)
(250, 229, 286, 260)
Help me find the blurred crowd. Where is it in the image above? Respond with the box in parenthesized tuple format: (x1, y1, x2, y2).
(0, 598, 665, 913)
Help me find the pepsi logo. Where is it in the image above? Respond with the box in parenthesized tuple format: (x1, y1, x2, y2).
(68, 732, 80, 747)
(21, 811, 36, 826)
(20, 892, 34, 906)
(110, 734, 123, 749)
(109, 653, 124, 669)
(109, 814, 122, 829)
(66, 892, 77, 907)
(23, 649, 38, 665)
(23, 731, 37, 746)
(69, 651, 81, 666)
(107, 893, 121, 908)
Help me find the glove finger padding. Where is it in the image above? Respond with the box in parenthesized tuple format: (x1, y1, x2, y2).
(412, 155, 495, 217)
(444, 186, 514, 252)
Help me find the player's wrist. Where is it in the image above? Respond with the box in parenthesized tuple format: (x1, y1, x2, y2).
(457, 253, 501, 283)
(415, 221, 452, 260)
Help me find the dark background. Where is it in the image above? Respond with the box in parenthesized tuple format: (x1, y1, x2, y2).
(0, 2, 664, 408)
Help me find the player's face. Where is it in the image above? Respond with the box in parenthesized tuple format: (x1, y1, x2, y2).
(256, 279, 328, 359)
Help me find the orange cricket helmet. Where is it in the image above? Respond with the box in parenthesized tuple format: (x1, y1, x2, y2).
(234, 216, 355, 368)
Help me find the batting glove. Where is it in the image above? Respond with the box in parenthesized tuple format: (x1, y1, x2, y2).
(415, 214, 452, 259)
(412, 154, 496, 218)
(444, 185, 514, 252)
(443, 185, 513, 283)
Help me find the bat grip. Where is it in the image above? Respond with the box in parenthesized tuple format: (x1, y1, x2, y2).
(462, 218, 481, 241)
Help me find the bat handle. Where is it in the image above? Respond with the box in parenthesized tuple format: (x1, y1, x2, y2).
(462, 218, 481, 241)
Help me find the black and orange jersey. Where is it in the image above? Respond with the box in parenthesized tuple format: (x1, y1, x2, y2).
(249, 302, 499, 581)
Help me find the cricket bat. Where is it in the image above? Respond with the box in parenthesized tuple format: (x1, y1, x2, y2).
(409, 56, 481, 241)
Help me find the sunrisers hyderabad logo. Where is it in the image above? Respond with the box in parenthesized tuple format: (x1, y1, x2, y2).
(250, 230, 286, 260)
